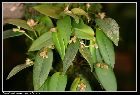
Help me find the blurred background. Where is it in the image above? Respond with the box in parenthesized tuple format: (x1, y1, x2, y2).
(3, 3, 136, 91)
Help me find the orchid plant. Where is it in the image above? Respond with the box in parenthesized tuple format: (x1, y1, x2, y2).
(4, 3, 119, 91)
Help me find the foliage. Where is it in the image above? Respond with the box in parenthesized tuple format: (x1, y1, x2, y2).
(4, 3, 120, 91)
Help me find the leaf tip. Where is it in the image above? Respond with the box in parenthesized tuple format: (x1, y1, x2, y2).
(6, 76, 10, 80)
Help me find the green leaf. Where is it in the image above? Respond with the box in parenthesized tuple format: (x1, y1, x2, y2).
(70, 76, 92, 91)
(33, 5, 63, 19)
(70, 77, 80, 91)
(79, 48, 94, 71)
(96, 48, 103, 63)
(6, 63, 34, 80)
(96, 18, 119, 46)
(95, 66, 117, 91)
(72, 18, 84, 27)
(48, 72, 67, 91)
(33, 49, 53, 90)
(34, 24, 46, 36)
(57, 31, 66, 60)
(64, 11, 80, 24)
(29, 32, 53, 51)
(63, 41, 80, 73)
(39, 16, 54, 28)
(5, 19, 33, 31)
(57, 16, 72, 48)
(38, 77, 50, 91)
(89, 40, 97, 63)
(71, 8, 87, 15)
(52, 31, 65, 60)
(74, 25, 94, 40)
(79, 77, 92, 91)
(3, 29, 23, 39)
(96, 28, 115, 68)
(89, 4, 102, 13)
(71, 8, 90, 21)
(52, 31, 61, 56)
(72, 19, 94, 40)
(34, 16, 54, 36)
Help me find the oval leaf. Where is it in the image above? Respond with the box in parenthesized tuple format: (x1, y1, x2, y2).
(5, 19, 33, 31)
(74, 25, 94, 40)
(29, 32, 53, 51)
(72, 19, 94, 40)
(95, 66, 117, 91)
(71, 8, 90, 21)
(71, 8, 87, 15)
(6, 63, 34, 80)
(57, 16, 72, 48)
(96, 18, 119, 46)
(3, 29, 23, 39)
(63, 41, 80, 73)
(96, 28, 115, 68)
(33, 49, 53, 90)
(33, 5, 63, 19)
(79, 48, 94, 71)
(48, 72, 67, 91)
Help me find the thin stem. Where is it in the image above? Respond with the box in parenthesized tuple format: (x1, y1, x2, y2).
(65, 3, 70, 10)
(33, 30, 38, 38)
(23, 32, 34, 41)
(31, 27, 38, 38)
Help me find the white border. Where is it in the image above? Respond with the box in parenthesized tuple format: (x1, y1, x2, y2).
(2, 2, 137, 93)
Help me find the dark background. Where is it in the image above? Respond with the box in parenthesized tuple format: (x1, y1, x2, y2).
(3, 3, 136, 91)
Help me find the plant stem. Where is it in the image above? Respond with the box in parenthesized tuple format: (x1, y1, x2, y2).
(23, 32, 34, 41)
(33, 30, 38, 38)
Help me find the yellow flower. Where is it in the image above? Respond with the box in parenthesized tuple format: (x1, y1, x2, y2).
(94, 43, 98, 49)
(80, 40, 85, 49)
(50, 28, 57, 32)
(98, 12, 106, 19)
(25, 58, 33, 65)
(96, 63, 109, 69)
(96, 63, 101, 68)
(103, 64, 109, 69)
(39, 48, 48, 59)
(13, 28, 20, 32)
(86, 3, 91, 9)
(78, 81, 86, 91)
(69, 36, 77, 44)
(13, 26, 25, 33)
(27, 19, 37, 27)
